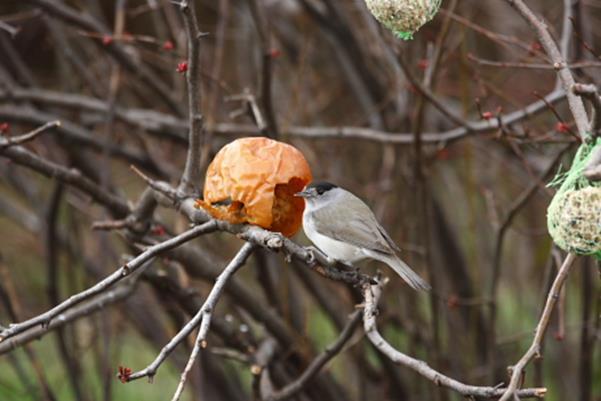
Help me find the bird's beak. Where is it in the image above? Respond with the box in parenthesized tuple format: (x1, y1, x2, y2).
(295, 190, 310, 198)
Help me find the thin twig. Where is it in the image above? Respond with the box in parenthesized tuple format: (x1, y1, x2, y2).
(0, 120, 60, 149)
(130, 165, 179, 201)
(169, 242, 256, 400)
(225, 91, 268, 134)
(498, 253, 577, 401)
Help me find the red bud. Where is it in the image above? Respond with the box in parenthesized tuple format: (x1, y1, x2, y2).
(176, 61, 188, 73)
(481, 111, 494, 120)
(555, 122, 570, 133)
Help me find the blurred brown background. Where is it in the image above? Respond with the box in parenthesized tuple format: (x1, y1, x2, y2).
(0, 1, 599, 400)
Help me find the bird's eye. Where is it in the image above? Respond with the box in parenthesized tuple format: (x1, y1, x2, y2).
(316, 188, 324, 195)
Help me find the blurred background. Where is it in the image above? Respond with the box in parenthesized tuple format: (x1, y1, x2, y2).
(0, 0, 599, 400)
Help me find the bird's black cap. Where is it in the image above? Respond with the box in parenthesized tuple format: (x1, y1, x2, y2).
(307, 181, 337, 194)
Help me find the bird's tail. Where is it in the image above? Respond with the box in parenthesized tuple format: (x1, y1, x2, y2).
(369, 251, 431, 291)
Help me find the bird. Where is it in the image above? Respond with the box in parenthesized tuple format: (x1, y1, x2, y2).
(296, 181, 430, 291)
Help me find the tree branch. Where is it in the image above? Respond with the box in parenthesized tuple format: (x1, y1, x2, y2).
(498, 253, 577, 401)
(0, 279, 135, 354)
(265, 310, 362, 401)
(25, 0, 183, 114)
(0, 221, 217, 342)
(127, 242, 256, 383)
(506, 0, 589, 139)
(363, 280, 546, 399)
(178, 0, 205, 194)
(168, 242, 256, 401)
(0, 120, 60, 149)
(573, 83, 601, 134)
(0, 86, 566, 145)
(0, 143, 130, 217)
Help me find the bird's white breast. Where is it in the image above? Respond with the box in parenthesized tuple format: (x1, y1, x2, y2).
(303, 211, 365, 263)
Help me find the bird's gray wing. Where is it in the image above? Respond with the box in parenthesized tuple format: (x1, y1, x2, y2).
(375, 220, 402, 253)
(310, 195, 396, 255)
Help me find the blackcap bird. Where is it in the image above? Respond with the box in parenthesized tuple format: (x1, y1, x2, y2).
(296, 182, 430, 291)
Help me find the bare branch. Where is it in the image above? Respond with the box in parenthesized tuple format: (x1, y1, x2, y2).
(0, 120, 60, 149)
(0, 105, 164, 175)
(468, 55, 601, 71)
(506, 0, 589, 139)
(489, 145, 573, 356)
(178, 0, 205, 194)
(25, 0, 183, 114)
(0, 144, 130, 217)
(556, 0, 573, 91)
(168, 242, 256, 401)
(127, 242, 256, 383)
(265, 310, 362, 401)
(394, 51, 473, 130)
(247, 0, 278, 137)
(573, 83, 601, 134)
(0, 280, 135, 354)
(0, 221, 217, 343)
(0, 20, 20, 37)
(0, 87, 567, 145)
(363, 281, 547, 399)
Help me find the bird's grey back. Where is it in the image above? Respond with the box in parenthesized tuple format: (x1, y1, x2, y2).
(308, 188, 399, 255)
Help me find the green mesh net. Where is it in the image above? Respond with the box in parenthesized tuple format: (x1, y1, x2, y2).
(365, 0, 442, 41)
(547, 137, 601, 258)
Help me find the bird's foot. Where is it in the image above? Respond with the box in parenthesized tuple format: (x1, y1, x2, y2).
(304, 246, 318, 265)
(304, 246, 337, 266)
